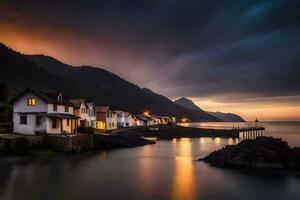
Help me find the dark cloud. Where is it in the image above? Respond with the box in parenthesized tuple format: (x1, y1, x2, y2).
(1, 0, 300, 101)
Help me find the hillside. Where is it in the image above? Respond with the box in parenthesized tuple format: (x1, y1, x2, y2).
(208, 112, 245, 122)
(0, 43, 219, 121)
(174, 97, 245, 122)
(174, 97, 206, 112)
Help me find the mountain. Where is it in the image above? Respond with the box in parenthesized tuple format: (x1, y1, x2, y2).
(174, 97, 245, 122)
(208, 112, 245, 122)
(174, 97, 206, 111)
(0, 43, 220, 121)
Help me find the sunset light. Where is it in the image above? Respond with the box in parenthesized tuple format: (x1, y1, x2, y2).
(0, 1, 300, 199)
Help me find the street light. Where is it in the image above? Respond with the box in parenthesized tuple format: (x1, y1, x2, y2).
(143, 111, 150, 116)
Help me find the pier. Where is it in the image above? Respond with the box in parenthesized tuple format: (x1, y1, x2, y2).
(232, 125, 265, 139)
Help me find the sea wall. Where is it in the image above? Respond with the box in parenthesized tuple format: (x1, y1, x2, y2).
(44, 134, 93, 152)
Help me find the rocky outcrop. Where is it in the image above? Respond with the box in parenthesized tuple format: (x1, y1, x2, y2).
(200, 137, 300, 171)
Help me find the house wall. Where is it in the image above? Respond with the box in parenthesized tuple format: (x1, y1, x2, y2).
(46, 118, 73, 134)
(13, 113, 40, 135)
(75, 103, 90, 127)
(46, 117, 61, 134)
(117, 112, 134, 128)
(96, 112, 106, 122)
(13, 92, 48, 113)
(13, 92, 48, 135)
(47, 104, 74, 115)
(106, 111, 117, 130)
(87, 102, 96, 128)
(136, 120, 144, 126)
(125, 115, 134, 127)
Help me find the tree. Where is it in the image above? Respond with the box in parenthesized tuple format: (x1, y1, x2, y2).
(0, 82, 8, 103)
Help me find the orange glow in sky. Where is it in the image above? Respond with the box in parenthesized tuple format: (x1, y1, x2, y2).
(193, 98, 300, 121)
(1, 20, 299, 122)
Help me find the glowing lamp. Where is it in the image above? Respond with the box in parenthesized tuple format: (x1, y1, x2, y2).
(181, 118, 188, 123)
(143, 111, 150, 116)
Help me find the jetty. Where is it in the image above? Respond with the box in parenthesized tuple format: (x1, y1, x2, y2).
(232, 125, 265, 139)
(138, 124, 265, 139)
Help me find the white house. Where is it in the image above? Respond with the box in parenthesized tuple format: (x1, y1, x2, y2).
(95, 106, 118, 130)
(70, 99, 92, 127)
(159, 116, 172, 124)
(134, 115, 148, 126)
(12, 88, 79, 135)
(151, 115, 161, 125)
(87, 101, 96, 128)
(115, 110, 135, 128)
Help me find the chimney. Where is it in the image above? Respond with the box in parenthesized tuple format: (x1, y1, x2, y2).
(58, 93, 63, 103)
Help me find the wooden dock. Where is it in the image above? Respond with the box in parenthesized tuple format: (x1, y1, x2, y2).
(232, 125, 265, 139)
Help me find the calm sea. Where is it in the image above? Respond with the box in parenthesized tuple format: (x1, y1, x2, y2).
(0, 122, 300, 200)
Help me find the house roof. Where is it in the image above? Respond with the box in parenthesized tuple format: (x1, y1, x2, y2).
(135, 115, 148, 121)
(70, 99, 89, 109)
(47, 113, 80, 119)
(10, 88, 74, 106)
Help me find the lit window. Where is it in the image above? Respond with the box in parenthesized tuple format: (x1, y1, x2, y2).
(27, 98, 37, 106)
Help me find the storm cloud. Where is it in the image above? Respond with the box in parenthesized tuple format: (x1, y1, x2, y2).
(1, 0, 300, 103)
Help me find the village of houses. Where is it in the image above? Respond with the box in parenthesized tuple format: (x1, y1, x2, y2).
(11, 88, 175, 136)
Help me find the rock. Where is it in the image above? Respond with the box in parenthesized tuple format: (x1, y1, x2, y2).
(200, 136, 300, 171)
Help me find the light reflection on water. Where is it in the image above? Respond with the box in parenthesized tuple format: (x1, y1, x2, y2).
(0, 124, 300, 199)
(180, 121, 300, 147)
(172, 138, 195, 200)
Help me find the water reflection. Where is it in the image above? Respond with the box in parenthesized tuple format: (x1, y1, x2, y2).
(0, 131, 300, 200)
(172, 138, 196, 200)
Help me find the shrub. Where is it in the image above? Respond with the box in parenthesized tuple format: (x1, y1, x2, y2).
(0, 105, 12, 124)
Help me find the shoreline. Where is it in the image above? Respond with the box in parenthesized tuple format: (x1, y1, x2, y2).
(0, 124, 240, 159)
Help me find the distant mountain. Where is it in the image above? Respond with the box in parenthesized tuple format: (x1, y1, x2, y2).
(0, 43, 220, 121)
(208, 112, 245, 122)
(174, 97, 245, 122)
(174, 97, 206, 112)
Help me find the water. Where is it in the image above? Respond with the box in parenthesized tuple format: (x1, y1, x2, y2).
(0, 122, 300, 200)
(180, 121, 300, 147)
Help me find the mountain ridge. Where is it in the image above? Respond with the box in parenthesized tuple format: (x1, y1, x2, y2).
(0, 43, 220, 121)
(174, 97, 245, 122)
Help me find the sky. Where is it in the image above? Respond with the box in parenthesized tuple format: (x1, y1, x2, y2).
(0, 0, 300, 121)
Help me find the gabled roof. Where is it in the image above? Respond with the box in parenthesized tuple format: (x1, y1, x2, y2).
(10, 88, 74, 106)
(70, 99, 89, 109)
(135, 115, 148, 121)
(48, 113, 80, 119)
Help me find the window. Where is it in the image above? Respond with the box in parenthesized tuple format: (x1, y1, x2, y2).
(86, 109, 88, 114)
(20, 115, 27, 125)
(66, 119, 70, 126)
(27, 98, 37, 106)
(65, 106, 69, 112)
(53, 104, 57, 111)
(36, 116, 42, 126)
(52, 119, 58, 129)
(81, 108, 85, 114)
